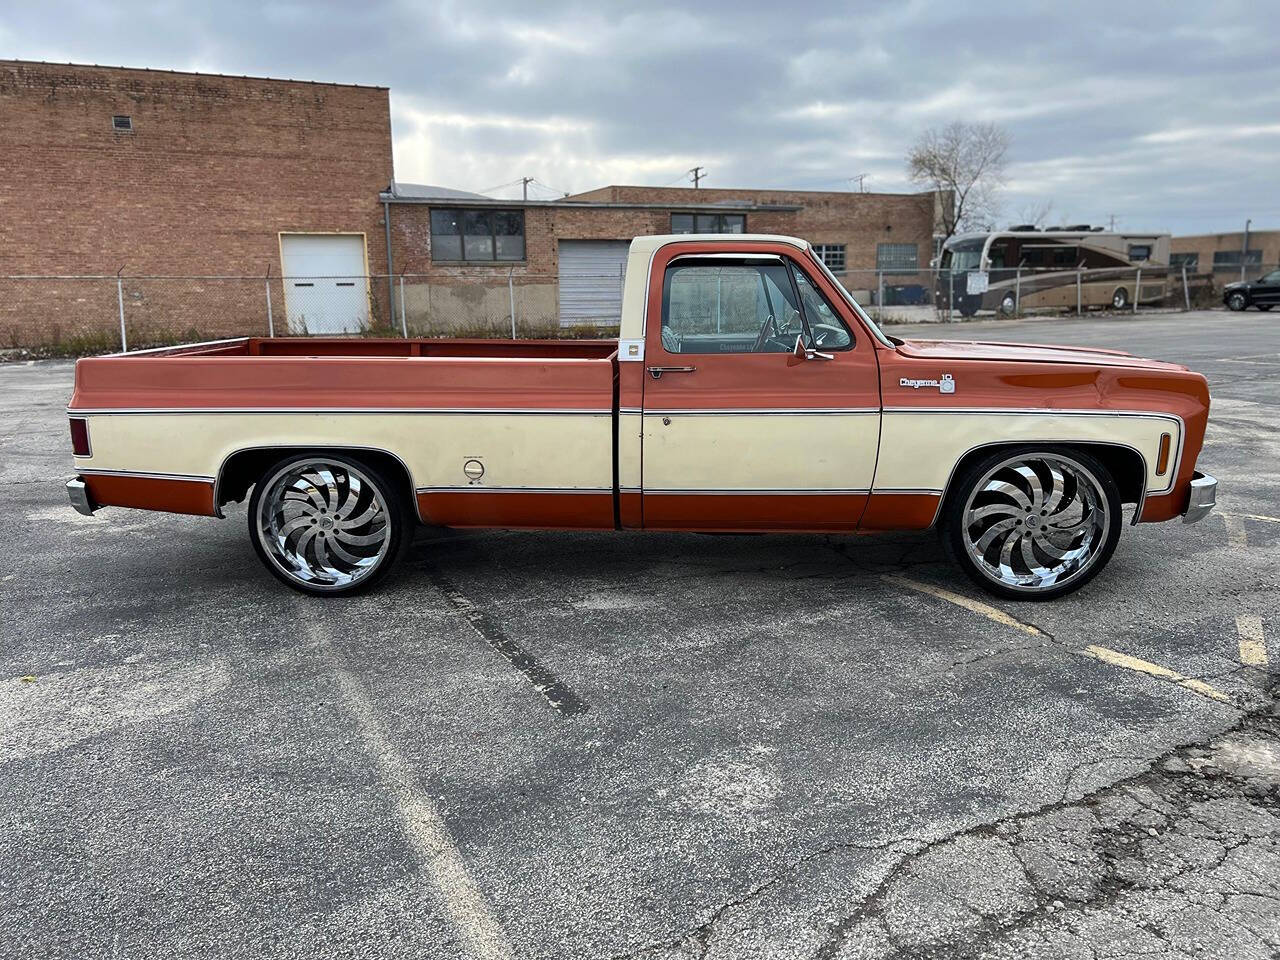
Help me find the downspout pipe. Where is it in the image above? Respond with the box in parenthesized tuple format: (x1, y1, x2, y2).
(383, 196, 395, 320)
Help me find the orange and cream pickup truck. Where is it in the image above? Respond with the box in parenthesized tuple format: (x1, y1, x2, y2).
(65, 233, 1217, 600)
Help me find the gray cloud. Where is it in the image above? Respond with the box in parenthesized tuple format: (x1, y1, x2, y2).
(4, 0, 1277, 232)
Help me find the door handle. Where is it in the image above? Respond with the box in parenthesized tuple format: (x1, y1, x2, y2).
(647, 366, 697, 380)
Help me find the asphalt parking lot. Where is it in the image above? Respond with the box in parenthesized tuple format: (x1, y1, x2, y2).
(1, 309, 1277, 959)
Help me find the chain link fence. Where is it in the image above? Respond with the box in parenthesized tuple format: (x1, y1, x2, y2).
(2, 263, 1271, 357)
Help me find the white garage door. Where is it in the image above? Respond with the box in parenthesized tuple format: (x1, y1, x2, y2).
(558, 240, 630, 327)
(279, 234, 370, 334)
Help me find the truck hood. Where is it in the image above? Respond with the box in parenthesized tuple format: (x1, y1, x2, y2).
(895, 338, 1187, 371)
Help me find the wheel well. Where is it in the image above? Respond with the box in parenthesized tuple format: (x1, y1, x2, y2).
(216, 447, 418, 519)
(942, 441, 1146, 509)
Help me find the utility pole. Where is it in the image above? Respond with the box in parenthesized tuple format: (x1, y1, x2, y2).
(520, 176, 534, 201)
(1241, 218, 1252, 282)
(1107, 213, 1117, 231)
(689, 166, 705, 189)
(848, 174, 867, 192)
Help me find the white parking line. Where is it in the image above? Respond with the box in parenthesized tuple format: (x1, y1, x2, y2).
(1223, 512, 1280, 525)
(309, 621, 514, 960)
(1237, 615, 1268, 668)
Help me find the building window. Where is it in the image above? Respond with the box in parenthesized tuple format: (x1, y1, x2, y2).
(430, 208, 525, 262)
(112, 115, 133, 132)
(670, 213, 746, 234)
(1127, 244, 1152, 262)
(876, 242, 919, 274)
(1169, 252, 1199, 270)
(813, 244, 846, 272)
(1212, 249, 1261, 271)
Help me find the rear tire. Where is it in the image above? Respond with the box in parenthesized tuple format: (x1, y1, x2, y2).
(1258, 304, 1273, 312)
(1111, 287, 1129, 310)
(247, 453, 412, 596)
(941, 446, 1122, 601)
(999, 292, 1017, 316)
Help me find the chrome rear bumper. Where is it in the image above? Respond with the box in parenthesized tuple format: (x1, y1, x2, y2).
(1182, 472, 1217, 524)
(67, 478, 97, 516)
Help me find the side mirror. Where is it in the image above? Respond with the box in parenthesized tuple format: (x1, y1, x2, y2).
(789, 334, 833, 364)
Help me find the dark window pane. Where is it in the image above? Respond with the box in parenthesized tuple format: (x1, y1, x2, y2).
(722, 215, 745, 234)
(430, 209, 463, 260)
(493, 211, 525, 260)
(671, 214, 694, 233)
(463, 210, 494, 260)
(695, 214, 719, 233)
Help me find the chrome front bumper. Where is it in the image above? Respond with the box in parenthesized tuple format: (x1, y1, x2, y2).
(67, 478, 96, 516)
(1182, 472, 1217, 524)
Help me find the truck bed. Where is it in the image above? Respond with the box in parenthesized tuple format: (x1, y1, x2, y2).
(70, 337, 620, 412)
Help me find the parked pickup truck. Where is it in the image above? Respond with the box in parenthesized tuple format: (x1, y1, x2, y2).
(65, 234, 1217, 600)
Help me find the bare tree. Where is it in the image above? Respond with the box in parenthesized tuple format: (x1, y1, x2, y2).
(907, 121, 1012, 246)
(1013, 199, 1056, 230)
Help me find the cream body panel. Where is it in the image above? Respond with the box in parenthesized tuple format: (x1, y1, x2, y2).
(73, 413, 614, 490)
(641, 412, 879, 491)
(875, 411, 1181, 495)
(618, 411, 643, 491)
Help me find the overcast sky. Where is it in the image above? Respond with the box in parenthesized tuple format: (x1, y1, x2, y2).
(5, 1, 1277, 234)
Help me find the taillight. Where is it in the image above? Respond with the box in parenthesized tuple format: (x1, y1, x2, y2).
(69, 417, 91, 457)
(1155, 432, 1171, 476)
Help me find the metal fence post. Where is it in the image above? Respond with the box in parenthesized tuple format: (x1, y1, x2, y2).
(1076, 268, 1082, 316)
(399, 276, 408, 338)
(116, 267, 128, 352)
(264, 266, 275, 337)
(508, 266, 516, 339)
(1134, 267, 1141, 314)
(877, 270, 884, 321)
(1181, 264, 1190, 311)
(1014, 265, 1021, 315)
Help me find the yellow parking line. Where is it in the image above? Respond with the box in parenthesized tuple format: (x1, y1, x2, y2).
(1082, 645, 1231, 704)
(882, 575, 1045, 637)
(1223, 512, 1280, 525)
(1236, 615, 1268, 668)
(1223, 515, 1249, 549)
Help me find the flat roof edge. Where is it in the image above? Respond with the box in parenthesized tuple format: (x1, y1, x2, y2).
(0, 58, 389, 90)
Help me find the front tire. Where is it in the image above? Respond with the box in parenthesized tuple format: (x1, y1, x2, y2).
(248, 453, 411, 596)
(999, 292, 1017, 316)
(1227, 292, 1248, 311)
(941, 447, 1122, 600)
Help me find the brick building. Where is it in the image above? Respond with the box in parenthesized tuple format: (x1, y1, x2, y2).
(0, 59, 392, 347)
(1171, 229, 1280, 280)
(383, 183, 944, 329)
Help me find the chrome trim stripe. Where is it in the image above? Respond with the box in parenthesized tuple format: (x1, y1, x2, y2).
(75, 468, 214, 483)
(882, 406, 1183, 420)
(416, 486, 613, 495)
(870, 487, 944, 496)
(644, 487, 870, 496)
(644, 407, 880, 416)
(68, 407, 612, 416)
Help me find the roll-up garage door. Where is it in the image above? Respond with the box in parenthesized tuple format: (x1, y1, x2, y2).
(557, 240, 630, 326)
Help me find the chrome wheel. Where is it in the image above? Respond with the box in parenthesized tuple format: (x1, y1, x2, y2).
(961, 453, 1111, 594)
(1227, 292, 1247, 311)
(1112, 288, 1129, 309)
(255, 458, 391, 590)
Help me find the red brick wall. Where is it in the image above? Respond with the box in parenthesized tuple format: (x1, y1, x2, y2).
(389, 186, 938, 285)
(0, 60, 392, 278)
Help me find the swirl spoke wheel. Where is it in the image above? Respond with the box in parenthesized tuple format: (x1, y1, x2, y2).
(943, 448, 1121, 600)
(248, 454, 410, 595)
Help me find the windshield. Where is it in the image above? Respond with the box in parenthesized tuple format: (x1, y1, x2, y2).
(807, 247, 894, 347)
(942, 238, 985, 272)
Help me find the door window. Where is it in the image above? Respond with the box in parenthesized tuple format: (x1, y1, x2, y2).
(790, 265, 853, 350)
(662, 260, 804, 354)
